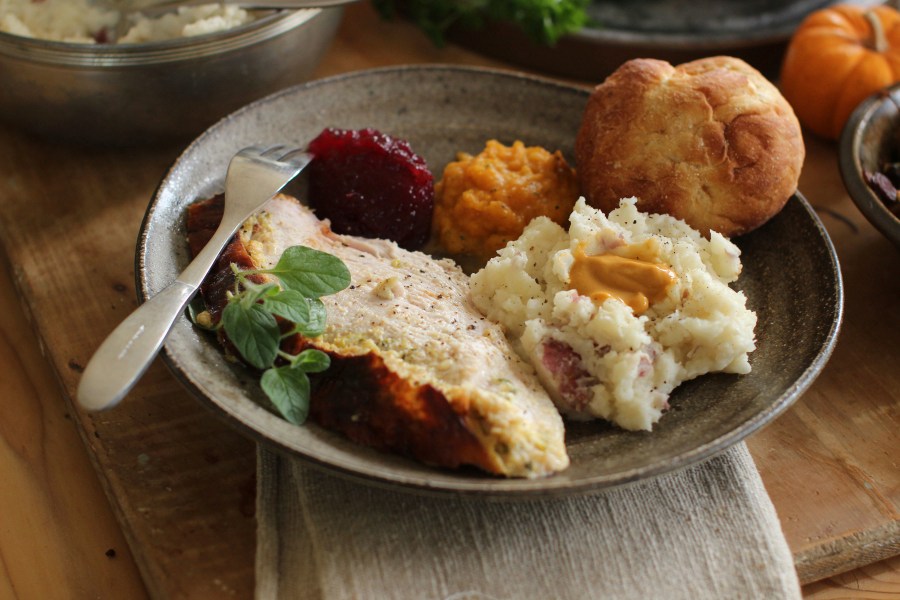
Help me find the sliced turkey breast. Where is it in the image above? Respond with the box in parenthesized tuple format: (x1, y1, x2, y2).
(186, 194, 569, 478)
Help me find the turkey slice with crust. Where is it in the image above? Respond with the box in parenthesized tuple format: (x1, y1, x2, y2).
(186, 194, 569, 478)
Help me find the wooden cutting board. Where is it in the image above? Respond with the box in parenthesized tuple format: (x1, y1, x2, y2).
(0, 5, 897, 598)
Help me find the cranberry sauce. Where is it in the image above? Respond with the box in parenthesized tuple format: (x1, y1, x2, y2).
(307, 128, 434, 250)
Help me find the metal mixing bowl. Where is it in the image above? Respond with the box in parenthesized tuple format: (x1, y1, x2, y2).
(0, 8, 343, 145)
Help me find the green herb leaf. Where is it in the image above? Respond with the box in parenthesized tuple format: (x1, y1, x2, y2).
(263, 246, 351, 298)
(295, 298, 327, 337)
(201, 244, 349, 428)
(263, 290, 312, 323)
(238, 279, 279, 307)
(265, 293, 329, 338)
(261, 366, 311, 425)
(221, 301, 280, 370)
(372, 0, 591, 46)
(290, 348, 330, 373)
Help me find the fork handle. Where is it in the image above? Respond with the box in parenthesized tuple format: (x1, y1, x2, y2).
(77, 214, 240, 411)
(76, 280, 198, 411)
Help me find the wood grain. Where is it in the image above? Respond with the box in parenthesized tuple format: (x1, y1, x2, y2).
(0, 257, 148, 600)
(0, 134, 258, 599)
(804, 553, 900, 599)
(746, 132, 900, 583)
(0, 3, 896, 598)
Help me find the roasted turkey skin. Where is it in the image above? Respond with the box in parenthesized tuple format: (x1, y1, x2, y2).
(186, 194, 569, 478)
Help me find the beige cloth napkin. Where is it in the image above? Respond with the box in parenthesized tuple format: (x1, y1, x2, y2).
(255, 442, 801, 600)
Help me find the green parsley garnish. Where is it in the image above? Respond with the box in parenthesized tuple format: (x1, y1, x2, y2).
(373, 0, 591, 46)
(215, 246, 350, 425)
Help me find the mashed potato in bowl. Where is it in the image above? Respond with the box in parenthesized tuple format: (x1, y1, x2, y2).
(0, 0, 254, 44)
(470, 197, 757, 431)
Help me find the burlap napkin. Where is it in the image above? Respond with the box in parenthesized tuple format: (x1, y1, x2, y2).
(255, 442, 801, 600)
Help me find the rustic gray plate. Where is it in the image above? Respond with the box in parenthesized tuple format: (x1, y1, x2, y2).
(138, 65, 843, 497)
(449, 0, 879, 81)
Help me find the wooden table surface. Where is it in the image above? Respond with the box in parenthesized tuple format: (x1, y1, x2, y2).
(1, 4, 899, 598)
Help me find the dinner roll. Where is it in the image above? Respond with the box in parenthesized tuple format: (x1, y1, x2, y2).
(575, 56, 804, 237)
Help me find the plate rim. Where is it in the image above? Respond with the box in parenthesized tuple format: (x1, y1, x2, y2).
(136, 64, 845, 498)
(570, 0, 879, 47)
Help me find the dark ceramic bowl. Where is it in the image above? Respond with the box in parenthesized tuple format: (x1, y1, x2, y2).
(839, 83, 900, 249)
(138, 65, 843, 497)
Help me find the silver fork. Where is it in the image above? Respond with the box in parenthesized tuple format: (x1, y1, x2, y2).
(77, 144, 312, 412)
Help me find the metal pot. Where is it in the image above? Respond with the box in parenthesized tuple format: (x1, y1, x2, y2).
(0, 8, 343, 145)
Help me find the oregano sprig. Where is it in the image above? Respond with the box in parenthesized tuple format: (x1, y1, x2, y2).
(213, 246, 350, 424)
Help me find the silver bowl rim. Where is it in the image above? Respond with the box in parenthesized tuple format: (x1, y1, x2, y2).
(0, 8, 323, 65)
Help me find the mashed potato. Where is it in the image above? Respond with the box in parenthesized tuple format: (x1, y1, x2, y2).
(470, 197, 756, 431)
(117, 4, 254, 44)
(0, 0, 253, 44)
(0, 0, 117, 43)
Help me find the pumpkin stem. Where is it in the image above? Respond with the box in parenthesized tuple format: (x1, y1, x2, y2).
(865, 10, 887, 53)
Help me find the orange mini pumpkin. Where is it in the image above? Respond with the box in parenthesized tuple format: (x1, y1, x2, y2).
(781, 4, 900, 140)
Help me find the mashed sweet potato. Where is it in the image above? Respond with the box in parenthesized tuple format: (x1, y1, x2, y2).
(432, 140, 578, 262)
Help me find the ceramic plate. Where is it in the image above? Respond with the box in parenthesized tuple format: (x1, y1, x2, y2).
(138, 65, 843, 497)
(449, 0, 879, 81)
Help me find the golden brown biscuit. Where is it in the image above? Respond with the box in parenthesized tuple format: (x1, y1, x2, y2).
(575, 56, 804, 237)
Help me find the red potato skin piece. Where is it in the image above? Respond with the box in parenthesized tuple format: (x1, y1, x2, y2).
(540, 339, 593, 413)
(185, 196, 495, 474)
